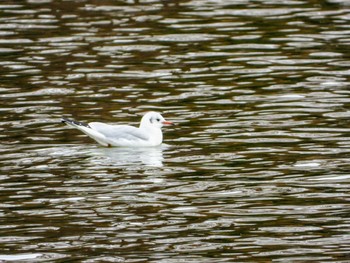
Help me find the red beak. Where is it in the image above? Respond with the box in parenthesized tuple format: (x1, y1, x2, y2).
(162, 120, 173, 125)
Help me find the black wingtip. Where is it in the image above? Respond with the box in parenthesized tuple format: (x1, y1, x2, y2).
(61, 117, 73, 125)
(61, 118, 90, 128)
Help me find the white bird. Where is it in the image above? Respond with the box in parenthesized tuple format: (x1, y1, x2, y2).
(62, 111, 173, 147)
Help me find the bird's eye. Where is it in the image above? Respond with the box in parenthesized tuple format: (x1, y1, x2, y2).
(156, 118, 160, 122)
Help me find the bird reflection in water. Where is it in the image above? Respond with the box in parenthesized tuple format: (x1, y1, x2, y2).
(92, 145, 165, 167)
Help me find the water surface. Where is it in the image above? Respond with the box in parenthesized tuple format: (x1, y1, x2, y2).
(1, 0, 350, 262)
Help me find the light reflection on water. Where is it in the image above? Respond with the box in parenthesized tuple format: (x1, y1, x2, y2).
(1, 0, 350, 262)
(36, 144, 166, 167)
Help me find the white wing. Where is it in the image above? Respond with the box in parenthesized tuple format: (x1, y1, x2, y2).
(89, 122, 150, 142)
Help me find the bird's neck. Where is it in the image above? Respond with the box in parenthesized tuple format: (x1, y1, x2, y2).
(141, 125, 163, 145)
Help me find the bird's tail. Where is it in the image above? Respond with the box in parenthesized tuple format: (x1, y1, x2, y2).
(61, 117, 110, 146)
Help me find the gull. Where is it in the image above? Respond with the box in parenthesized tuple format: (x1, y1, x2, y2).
(62, 111, 172, 147)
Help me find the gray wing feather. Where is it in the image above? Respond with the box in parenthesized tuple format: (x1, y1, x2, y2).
(89, 122, 149, 141)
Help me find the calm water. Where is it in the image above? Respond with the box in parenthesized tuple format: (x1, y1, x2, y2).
(1, 0, 350, 262)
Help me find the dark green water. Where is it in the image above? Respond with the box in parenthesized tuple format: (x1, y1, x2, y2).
(1, 0, 350, 262)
